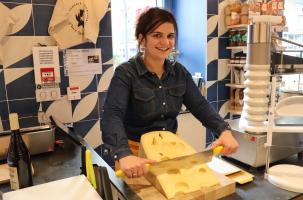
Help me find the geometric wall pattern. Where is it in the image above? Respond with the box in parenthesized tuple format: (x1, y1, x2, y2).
(0, 0, 113, 149)
(206, 0, 231, 145)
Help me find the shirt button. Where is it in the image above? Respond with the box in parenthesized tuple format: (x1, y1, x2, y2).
(162, 102, 166, 106)
(159, 85, 162, 89)
(162, 128, 166, 130)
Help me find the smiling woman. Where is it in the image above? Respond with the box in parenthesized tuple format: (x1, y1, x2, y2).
(101, 7, 238, 179)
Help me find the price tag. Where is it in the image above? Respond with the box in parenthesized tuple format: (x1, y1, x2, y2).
(261, 3, 268, 12)
(272, 1, 278, 10)
(278, 0, 284, 10)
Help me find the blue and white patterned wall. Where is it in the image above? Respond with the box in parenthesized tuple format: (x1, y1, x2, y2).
(206, 0, 231, 118)
(206, 0, 231, 144)
(0, 0, 113, 149)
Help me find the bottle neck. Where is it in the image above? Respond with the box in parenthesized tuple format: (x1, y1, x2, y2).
(11, 128, 20, 133)
(11, 129, 22, 139)
(9, 113, 20, 130)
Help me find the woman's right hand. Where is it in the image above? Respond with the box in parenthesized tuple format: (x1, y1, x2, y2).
(119, 155, 156, 178)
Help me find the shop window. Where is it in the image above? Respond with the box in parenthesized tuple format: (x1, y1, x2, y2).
(280, 0, 303, 93)
(111, 0, 163, 67)
(283, 0, 303, 56)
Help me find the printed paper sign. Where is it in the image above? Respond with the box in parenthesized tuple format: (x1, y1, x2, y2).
(64, 48, 102, 76)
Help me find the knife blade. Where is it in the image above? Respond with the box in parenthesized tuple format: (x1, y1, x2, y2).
(146, 146, 223, 175)
(115, 146, 223, 177)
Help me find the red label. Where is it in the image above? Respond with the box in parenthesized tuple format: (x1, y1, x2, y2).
(70, 86, 79, 90)
(40, 68, 55, 82)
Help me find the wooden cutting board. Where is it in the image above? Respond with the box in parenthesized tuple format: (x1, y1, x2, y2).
(123, 171, 235, 200)
(0, 164, 10, 184)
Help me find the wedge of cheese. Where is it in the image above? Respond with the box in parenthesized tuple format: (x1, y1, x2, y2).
(139, 131, 196, 160)
(140, 131, 219, 199)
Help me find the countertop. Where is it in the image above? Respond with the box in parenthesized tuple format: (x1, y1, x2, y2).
(225, 119, 303, 200)
(0, 131, 141, 200)
(0, 125, 302, 200)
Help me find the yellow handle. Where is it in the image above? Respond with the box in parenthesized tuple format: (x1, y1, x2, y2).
(115, 169, 124, 177)
(85, 150, 97, 189)
(213, 146, 224, 156)
(115, 164, 151, 177)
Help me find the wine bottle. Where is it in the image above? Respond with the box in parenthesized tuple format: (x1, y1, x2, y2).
(7, 113, 33, 190)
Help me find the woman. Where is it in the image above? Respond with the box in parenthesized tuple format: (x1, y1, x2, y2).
(102, 7, 239, 178)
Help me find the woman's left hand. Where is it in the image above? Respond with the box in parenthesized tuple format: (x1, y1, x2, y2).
(211, 130, 239, 155)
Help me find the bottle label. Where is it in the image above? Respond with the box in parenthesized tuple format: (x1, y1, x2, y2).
(9, 166, 20, 190)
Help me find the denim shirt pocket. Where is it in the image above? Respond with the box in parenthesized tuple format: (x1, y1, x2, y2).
(133, 88, 156, 118)
(168, 84, 186, 111)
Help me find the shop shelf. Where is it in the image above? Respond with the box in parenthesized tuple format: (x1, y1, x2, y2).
(225, 83, 245, 88)
(227, 63, 245, 67)
(228, 109, 242, 115)
(226, 46, 247, 50)
(227, 24, 249, 29)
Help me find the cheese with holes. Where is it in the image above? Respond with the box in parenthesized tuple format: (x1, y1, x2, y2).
(140, 131, 196, 161)
(140, 131, 219, 199)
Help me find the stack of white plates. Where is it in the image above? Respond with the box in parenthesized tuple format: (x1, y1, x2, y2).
(243, 104, 268, 115)
(239, 118, 268, 133)
(240, 64, 270, 133)
(243, 96, 269, 106)
(245, 71, 270, 80)
(244, 88, 268, 98)
(242, 112, 268, 122)
(244, 80, 268, 89)
(245, 64, 270, 71)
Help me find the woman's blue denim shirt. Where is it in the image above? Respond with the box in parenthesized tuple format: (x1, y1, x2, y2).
(101, 53, 230, 160)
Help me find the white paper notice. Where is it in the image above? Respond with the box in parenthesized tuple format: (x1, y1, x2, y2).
(3, 175, 102, 200)
(32, 46, 60, 84)
(64, 48, 102, 76)
(207, 157, 241, 175)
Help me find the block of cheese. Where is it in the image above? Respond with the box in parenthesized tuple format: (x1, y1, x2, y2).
(139, 131, 196, 161)
(139, 131, 219, 199)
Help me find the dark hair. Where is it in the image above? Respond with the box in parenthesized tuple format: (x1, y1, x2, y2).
(135, 7, 178, 44)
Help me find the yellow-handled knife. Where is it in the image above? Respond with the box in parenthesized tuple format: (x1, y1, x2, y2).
(115, 146, 223, 177)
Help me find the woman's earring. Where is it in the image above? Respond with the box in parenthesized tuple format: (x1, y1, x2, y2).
(139, 46, 145, 53)
(169, 47, 179, 65)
